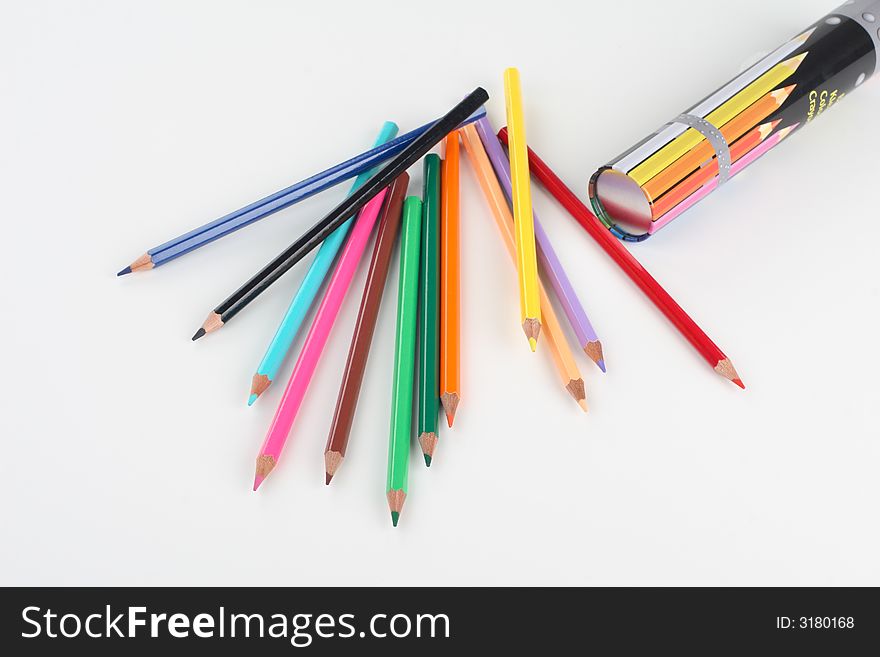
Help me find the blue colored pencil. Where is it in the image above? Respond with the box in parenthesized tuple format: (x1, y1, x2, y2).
(116, 107, 487, 275)
(247, 122, 399, 405)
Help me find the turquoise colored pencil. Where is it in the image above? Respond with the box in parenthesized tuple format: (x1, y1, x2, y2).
(387, 196, 423, 527)
(248, 122, 399, 405)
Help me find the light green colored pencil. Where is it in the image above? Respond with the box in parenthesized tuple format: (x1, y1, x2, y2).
(387, 196, 423, 527)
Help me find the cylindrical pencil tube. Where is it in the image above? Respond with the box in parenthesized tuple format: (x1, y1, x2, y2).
(590, 3, 879, 241)
(387, 196, 423, 527)
(417, 155, 441, 466)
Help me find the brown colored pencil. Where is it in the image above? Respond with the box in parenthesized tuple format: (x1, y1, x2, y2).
(323, 173, 409, 484)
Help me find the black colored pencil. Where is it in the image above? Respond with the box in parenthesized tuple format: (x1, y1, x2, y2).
(192, 87, 490, 340)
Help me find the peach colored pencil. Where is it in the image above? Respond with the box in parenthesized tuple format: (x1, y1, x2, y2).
(253, 187, 389, 490)
(460, 125, 587, 411)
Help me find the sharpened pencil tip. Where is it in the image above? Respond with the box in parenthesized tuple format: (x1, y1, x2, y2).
(191, 328, 206, 341)
(578, 399, 589, 413)
(116, 266, 132, 276)
(424, 454, 432, 467)
(391, 511, 400, 527)
(325, 472, 333, 486)
(253, 475, 264, 491)
(596, 359, 607, 373)
(445, 411, 454, 428)
(733, 378, 745, 389)
(528, 337, 537, 352)
(247, 394, 257, 406)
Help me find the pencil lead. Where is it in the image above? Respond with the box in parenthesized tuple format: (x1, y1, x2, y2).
(578, 399, 589, 413)
(391, 511, 400, 527)
(418, 432, 437, 465)
(324, 450, 342, 484)
(249, 374, 271, 405)
(192, 312, 223, 341)
(116, 266, 132, 276)
(584, 341, 606, 372)
(253, 454, 276, 490)
(440, 392, 460, 428)
(714, 358, 744, 389)
(325, 472, 333, 486)
(522, 318, 541, 352)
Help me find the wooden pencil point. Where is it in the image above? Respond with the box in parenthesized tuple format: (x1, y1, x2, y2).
(324, 450, 343, 484)
(714, 358, 744, 389)
(522, 318, 541, 350)
(253, 454, 276, 490)
(250, 373, 271, 401)
(129, 253, 154, 274)
(193, 312, 223, 340)
(440, 392, 460, 428)
(584, 341, 606, 371)
(566, 378, 587, 408)
(418, 432, 438, 463)
(387, 489, 406, 523)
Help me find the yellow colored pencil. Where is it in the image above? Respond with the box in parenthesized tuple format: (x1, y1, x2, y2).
(460, 125, 587, 411)
(503, 67, 541, 351)
(629, 53, 807, 185)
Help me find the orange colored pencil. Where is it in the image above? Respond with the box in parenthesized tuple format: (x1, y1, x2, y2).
(643, 84, 796, 201)
(652, 120, 780, 218)
(440, 133, 461, 427)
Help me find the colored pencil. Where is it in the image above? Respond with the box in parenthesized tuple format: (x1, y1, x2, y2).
(248, 122, 399, 405)
(324, 174, 408, 485)
(628, 53, 807, 185)
(499, 128, 744, 389)
(461, 125, 587, 411)
(652, 124, 798, 232)
(651, 120, 780, 219)
(387, 196, 423, 527)
(192, 87, 489, 340)
(644, 86, 795, 202)
(418, 155, 441, 466)
(612, 27, 813, 175)
(253, 187, 389, 490)
(475, 116, 606, 372)
(439, 134, 461, 427)
(503, 68, 541, 351)
(116, 107, 486, 275)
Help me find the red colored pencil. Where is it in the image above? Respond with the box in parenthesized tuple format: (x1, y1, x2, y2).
(498, 128, 743, 388)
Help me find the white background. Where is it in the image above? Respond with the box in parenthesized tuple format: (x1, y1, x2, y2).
(2, 0, 878, 586)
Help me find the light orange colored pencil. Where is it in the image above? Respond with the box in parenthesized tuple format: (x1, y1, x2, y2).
(460, 124, 586, 411)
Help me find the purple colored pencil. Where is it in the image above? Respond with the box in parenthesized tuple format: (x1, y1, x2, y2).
(476, 116, 605, 372)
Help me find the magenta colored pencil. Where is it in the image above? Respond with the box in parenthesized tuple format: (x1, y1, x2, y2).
(252, 187, 389, 490)
(476, 116, 605, 372)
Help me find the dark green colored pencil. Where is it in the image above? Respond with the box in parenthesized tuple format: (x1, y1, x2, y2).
(417, 155, 441, 466)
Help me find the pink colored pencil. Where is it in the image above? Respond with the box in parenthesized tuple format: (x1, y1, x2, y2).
(253, 187, 389, 490)
(651, 124, 799, 232)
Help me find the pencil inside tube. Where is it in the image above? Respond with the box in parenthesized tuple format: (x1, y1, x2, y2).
(460, 125, 587, 411)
